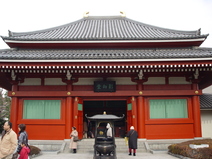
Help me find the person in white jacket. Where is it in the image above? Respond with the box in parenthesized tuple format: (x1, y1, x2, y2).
(106, 123, 112, 138)
(69, 126, 78, 153)
(0, 121, 17, 159)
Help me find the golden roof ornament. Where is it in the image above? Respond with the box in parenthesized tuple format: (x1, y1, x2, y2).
(120, 11, 126, 17)
(83, 11, 89, 17)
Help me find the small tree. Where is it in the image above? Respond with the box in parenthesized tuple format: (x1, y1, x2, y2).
(0, 88, 11, 120)
(0, 88, 11, 133)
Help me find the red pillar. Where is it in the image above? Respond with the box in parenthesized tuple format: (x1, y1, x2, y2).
(136, 80, 145, 138)
(137, 96, 145, 138)
(66, 96, 73, 138)
(191, 81, 202, 137)
(192, 95, 202, 137)
(10, 84, 18, 133)
(65, 83, 73, 139)
(10, 97, 18, 132)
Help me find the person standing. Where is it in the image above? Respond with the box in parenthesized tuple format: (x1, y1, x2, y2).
(106, 123, 112, 138)
(18, 142, 30, 159)
(17, 124, 28, 154)
(83, 120, 88, 139)
(126, 126, 138, 156)
(87, 120, 93, 138)
(0, 121, 17, 159)
(69, 126, 78, 153)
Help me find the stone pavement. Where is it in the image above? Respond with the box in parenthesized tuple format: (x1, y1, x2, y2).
(34, 152, 177, 159)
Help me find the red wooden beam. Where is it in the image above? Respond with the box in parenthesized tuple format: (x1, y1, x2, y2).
(8, 90, 202, 97)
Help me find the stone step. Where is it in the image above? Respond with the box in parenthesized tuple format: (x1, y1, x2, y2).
(29, 138, 190, 154)
(64, 138, 147, 153)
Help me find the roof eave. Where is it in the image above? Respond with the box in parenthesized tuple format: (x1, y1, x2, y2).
(200, 109, 212, 110)
(4, 38, 206, 43)
(3, 38, 206, 49)
(1, 57, 212, 63)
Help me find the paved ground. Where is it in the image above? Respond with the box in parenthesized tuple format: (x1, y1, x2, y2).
(35, 152, 177, 159)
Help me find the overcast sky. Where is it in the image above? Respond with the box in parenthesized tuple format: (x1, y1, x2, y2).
(0, 0, 212, 92)
(0, 0, 212, 49)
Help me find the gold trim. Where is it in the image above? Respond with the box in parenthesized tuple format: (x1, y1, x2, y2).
(139, 91, 143, 95)
(67, 92, 71, 95)
(12, 92, 15, 95)
(195, 90, 199, 94)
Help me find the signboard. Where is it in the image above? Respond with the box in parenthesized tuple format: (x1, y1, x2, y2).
(94, 81, 116, 92)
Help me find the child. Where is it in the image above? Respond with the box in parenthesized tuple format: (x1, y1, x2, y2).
(18, 142, 30, 159)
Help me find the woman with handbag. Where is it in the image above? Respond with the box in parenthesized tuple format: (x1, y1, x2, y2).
(15, 124, 29, 158)
(69, 126, 78, 153)
(126, 126, 138, 156)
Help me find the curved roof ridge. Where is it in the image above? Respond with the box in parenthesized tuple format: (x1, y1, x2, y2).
(124, 17, 200, 35)
(8, 16, 201, 37)
(7, 16, 124, 37)
(86, 15, 124, 19)
(8, 18, 86, 37)
(2, 15, 208, 43)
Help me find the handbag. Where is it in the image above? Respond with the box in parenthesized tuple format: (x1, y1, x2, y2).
(73, 136, 79, 142)
(124, 137, 128, 145)
(125, 130, 135, 146)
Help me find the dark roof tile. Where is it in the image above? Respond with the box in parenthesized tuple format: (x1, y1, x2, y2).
(200, 94, 212, 109)
(0, 47, 212, 60)
(2, 16, 208, 41)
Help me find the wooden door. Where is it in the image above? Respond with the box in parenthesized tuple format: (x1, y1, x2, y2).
(73, 97, 83, 139)
(127, 97, 137, 131)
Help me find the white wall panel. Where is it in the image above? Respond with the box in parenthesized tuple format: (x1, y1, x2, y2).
(19, 78, 41, 85)
(201, 110, 212, 138)
(144, 77, 165, 85)
(45, 78, 66, 85)
(169, 77, 191, 84)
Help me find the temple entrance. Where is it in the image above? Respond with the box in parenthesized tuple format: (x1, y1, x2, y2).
(83, 100, 126, 138)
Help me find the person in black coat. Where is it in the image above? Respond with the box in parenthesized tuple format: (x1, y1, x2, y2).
(87, 120, 93, 138)
(126, 126, 138, 156)
(17, 124, 29, 154)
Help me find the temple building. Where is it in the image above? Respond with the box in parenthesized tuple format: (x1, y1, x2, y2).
(0, 14, 212, 140)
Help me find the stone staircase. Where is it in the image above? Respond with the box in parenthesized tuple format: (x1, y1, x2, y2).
(63, 138, 147, 153)
(29, 138, 193, 154)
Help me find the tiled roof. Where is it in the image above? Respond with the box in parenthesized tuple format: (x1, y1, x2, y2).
(200, 94, 212, 109)
(0, 47, 211, 60)
(1, 16, 208, 41)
